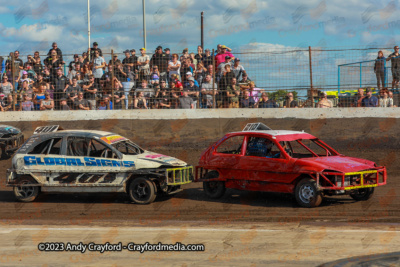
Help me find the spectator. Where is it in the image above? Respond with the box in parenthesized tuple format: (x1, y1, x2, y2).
(378, 89, 393, 107)
(239, 73, 252, 91)
(217, 56, 232, 76)
(74, 92, 91, 110)
(98, 96, 112, 110)
(201, 74, 217, 108)
(3, 94, 15, 111)
(6, 51, 23, 86)
(92, 50, 105, 84)
(181, 48, 190, 60)
(0, 75, 13, 96)
(232, 58, 246, 81)
(52, 68, 68, 109)
(82, 74, 98, 109)
(112, 78, 125, 110)
(388, 91, 397, 107)
(283, 92, 298, 108)
(180, 59, 193, 84)
(33, 74, 49, 92)
(24, 62, 37, 80)
(179, 89, 194, 109)
(170, 74, 183, 91)
(205, 64, 215, 78)
(0, 94, 6, 111)
(258, 92, 278, 108)
(219, 64, 235, 94)
(387, 46, 400, 90)
(194, 61, 207, 86)
(195, 46, 204, 62)
(164, 48, 172, 61)
(317, 92, 333, 108)
(137, 48, 150, 82)
(248, 82, 263, 103)
(33, 51, 41, 62)
(89, 42, 103, 59)
(150, 46, 168, 81)
(60, 98, 70, 110)
(47, 42, 64, 63)
(136, 79, 155, 99)
(374, 51, 386, 90)
(66, 77, 83, 103)
(33, 57, 43, 75)
(189, 53, 197, 70)
(240, 90, 256, 108)
(149, 65, 160, 85)
(81, 52, 89, 65)
(45, 50, 62, 82)
(18, 71, 33, 89)
(186, 77, 200, 107)
(130, 49, 138, 72)
(67, 62, 82, 83)
(183, 72, 199, 87)
(202, 49, 213, 68)
(168, 54, 181, 79)
(215, 45, 234, 68)
(155, 89, 171, 109)
(352, 88, 365, 107)
(82, 64, 92, 80)
(362, 87, 378, 107)
(33, 83, 47, 110)
(19, 80, 33, 100)
(19, 94, 34, 111)
(122, 50, 135, 73)
(42, 66, 51, 83)
(40, 92, 54, 110)
(133, 91, 148, 109)
(69, 54, 82, 72)
(225, 77, 240, 108)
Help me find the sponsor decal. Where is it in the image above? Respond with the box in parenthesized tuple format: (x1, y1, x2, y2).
(101, 135, 126, 144)
(24, 156, 135, 168)
(145, 154, 166, 159)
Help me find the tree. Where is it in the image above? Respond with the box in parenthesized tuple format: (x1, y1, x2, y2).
(270, 90, 298, 102)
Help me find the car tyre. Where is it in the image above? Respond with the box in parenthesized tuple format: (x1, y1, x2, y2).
(13, 178, 40, 202)
(203, 171, 226, 199)
(350, 188, 374, 201)
(129, 177, 157, 204)
(295, 178, 322, 208)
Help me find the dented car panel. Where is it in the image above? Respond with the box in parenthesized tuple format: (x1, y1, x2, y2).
(7, 129, 193, 203)
(0, 125, 24, 156)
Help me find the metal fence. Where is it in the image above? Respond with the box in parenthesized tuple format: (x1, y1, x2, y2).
(0, 45, 398, 111)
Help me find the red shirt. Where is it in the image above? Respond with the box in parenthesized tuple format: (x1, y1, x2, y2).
(215, 52, 234, 67)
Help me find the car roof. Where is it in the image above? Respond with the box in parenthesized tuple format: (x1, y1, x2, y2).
(33, 130, 117, 138)
(228, 130, 316, 141)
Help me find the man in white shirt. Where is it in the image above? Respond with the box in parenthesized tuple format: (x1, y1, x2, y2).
(92, 50, 105, 85)
(137, 48, 150, 82)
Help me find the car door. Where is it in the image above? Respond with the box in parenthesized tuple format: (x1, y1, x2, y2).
(64, 136, 123, 185)
(241, 135, 293, 183)
(211, 134, 246, 180)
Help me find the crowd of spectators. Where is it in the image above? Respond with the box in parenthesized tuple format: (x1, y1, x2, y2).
(1, 41, 398, 111)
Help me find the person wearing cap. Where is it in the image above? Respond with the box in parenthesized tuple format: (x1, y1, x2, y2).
(18, 71, 33, 90)
(317, 92, 333, 108)
(232, 58, 246, 80)
(122, 49, 136, 74)
(185, 77, 200, 107)
(164, 48, 172, 61)
(239, 73, 253, 90)
(183, 72, 199, 88)
(215, 45, 234, 69)
(137, 48, 150, 82)
(89, 42, 103, 59)
(179, 89, 194, 109)
(129, 49, 138, 71)
(257, 92, 279, 108)
(47, 42, 64, 63)
(150, 46, 168, 81)
(361, 87, 378, 107)
(40, 91, 54, 111)
(217, 56, 233, 76)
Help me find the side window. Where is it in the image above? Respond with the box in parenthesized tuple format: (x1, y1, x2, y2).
(67, 137, 88, 157)
(88, 139, 116, 158)
(246, 137, 281, 158)
(28, 138, 62, 155)
(216, 136, 244, 154)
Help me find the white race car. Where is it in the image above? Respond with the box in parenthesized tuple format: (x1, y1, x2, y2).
(7, 126, 193, 204)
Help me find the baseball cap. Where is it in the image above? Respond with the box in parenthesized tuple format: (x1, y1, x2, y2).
(234, 58, 240, 61)
(183, 48, 188, 52)
(140, 48, 146, 51)
(130, 49, 136, 52)
(74, 54, 79, 58)
(365, 87, 371, 93)
(186, 72, 192, 76)
(225, 56, 231, 59)
(93, 42, 98, 45)
(188, 77, 194, 81)
(22, 71, 28, 75)
(164, 48, 170, 51)
(123, 49, 130, 53)
(0, 94, 5, 97)
(156, 46, 162, 50)
(221, 45, 227, 49)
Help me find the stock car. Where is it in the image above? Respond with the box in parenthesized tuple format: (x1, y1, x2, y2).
(195, 123, 387, 207)
(0, 125, 24, 158)
(7, 126, 193, 204)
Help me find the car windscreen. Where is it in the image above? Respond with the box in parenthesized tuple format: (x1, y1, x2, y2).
(112, 141, 144, 155)
(282, 139, 337, 158)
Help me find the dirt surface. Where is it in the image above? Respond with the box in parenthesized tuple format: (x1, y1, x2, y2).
(0, 117, 399, 226)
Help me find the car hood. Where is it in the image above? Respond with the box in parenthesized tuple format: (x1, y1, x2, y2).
(125, 151, 187, 168)
(296, 156, 376, 173)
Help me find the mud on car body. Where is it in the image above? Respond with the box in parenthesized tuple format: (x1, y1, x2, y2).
(0, 125, 24, 158)
(7, 126, 193, 204)
(195, 123, 387, 208)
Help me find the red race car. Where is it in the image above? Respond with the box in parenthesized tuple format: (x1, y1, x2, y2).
(195, 123, 387, 207)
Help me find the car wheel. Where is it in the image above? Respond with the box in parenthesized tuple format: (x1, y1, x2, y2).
(350, 188, 374, 201)
(129, 177, 156, 204)
(13, 179, 40, 202)
(295, 178, 322, 208)
(203, 171, 225, 199)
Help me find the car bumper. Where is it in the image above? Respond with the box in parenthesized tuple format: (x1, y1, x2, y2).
(165, 166, 194, 185)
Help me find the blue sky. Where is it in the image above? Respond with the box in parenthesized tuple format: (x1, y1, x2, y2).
(1, 0, 399, 93)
